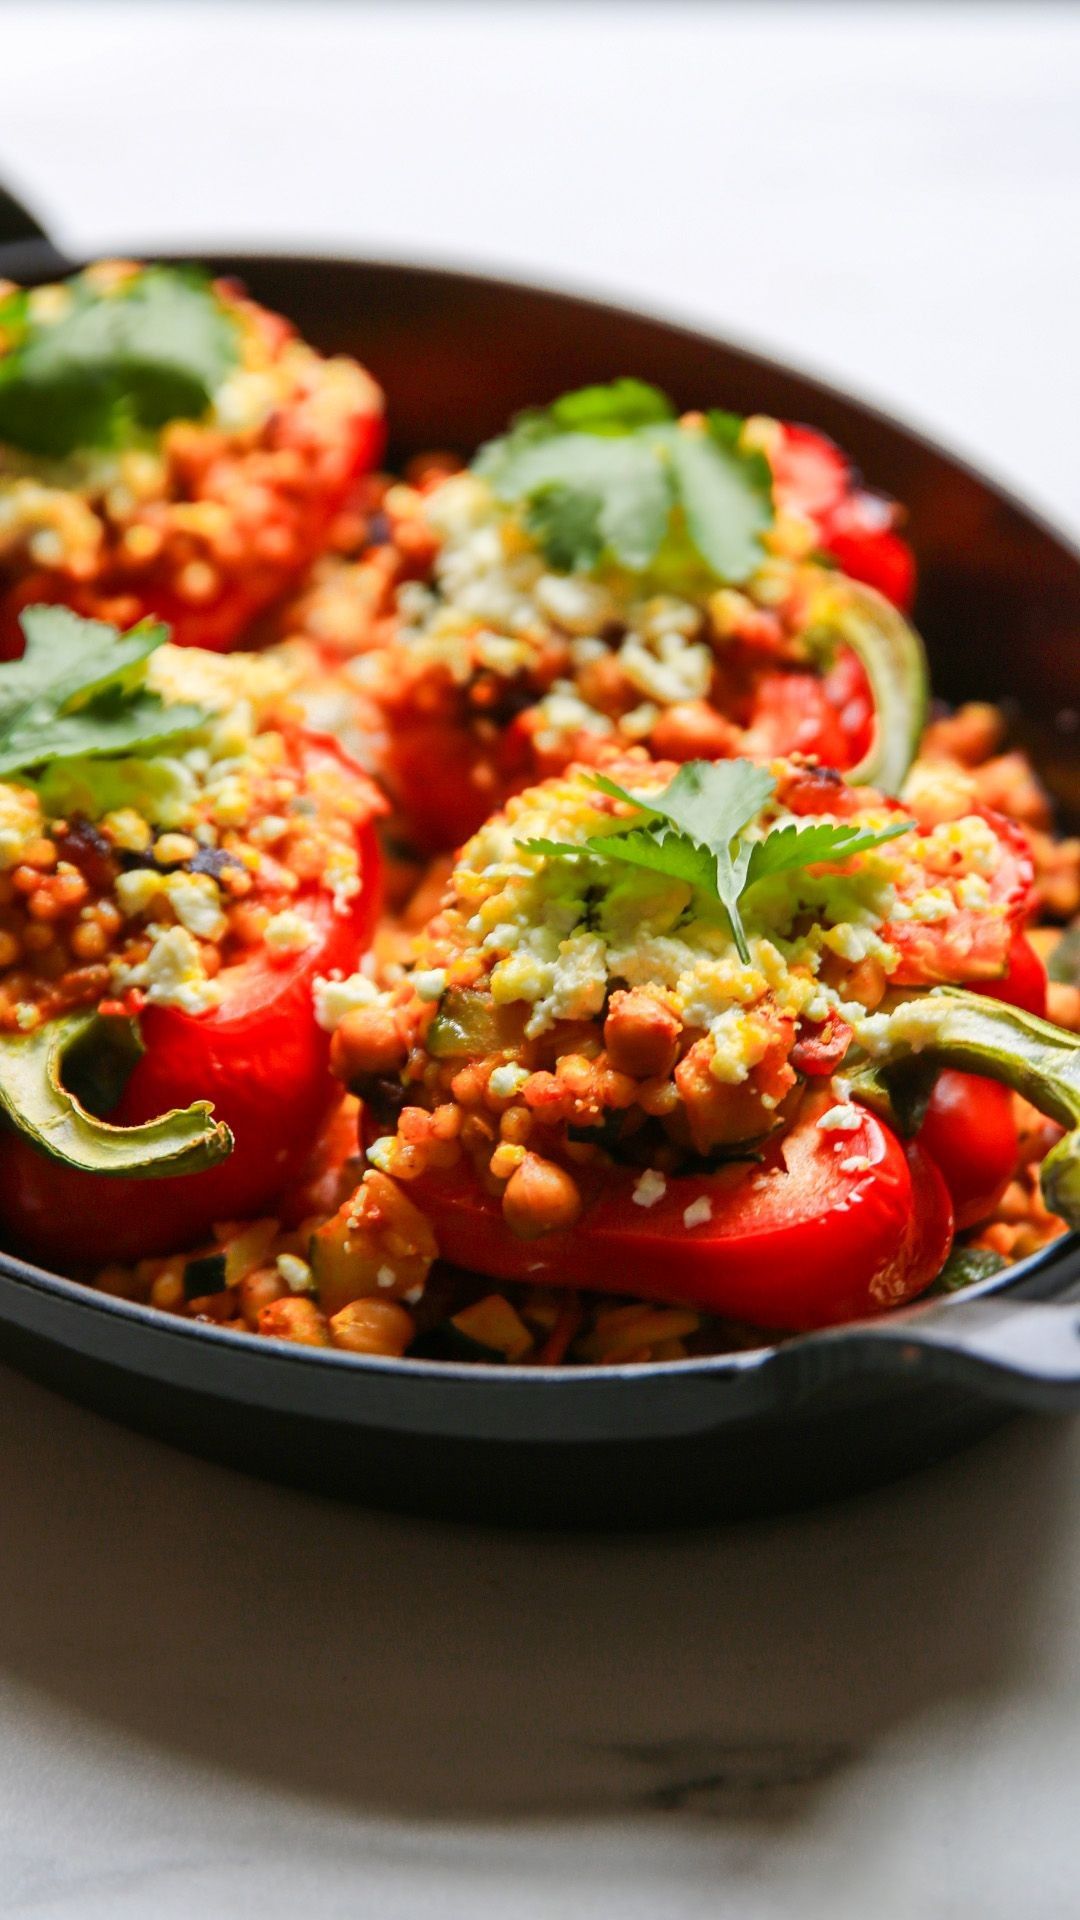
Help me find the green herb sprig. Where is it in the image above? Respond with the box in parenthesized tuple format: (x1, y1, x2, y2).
(0, 605, 210, 778)
(0, 265, 240, 458)
(522, 758, 913, 962)
(476, 381, 773, 585)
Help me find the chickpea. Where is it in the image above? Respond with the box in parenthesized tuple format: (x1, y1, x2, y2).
(258, 1297, 331, 1345)
(329, 1298, 415, 1357)
(603, 989, 681, 1080)
(330, 1005, 406, 1082)
(844, 957, 888, 1011)
(239, 1266, 289, 1328)
(650, 701, 742, 762)
(502, 1152, 582, 1240)
(150, 1269, 185, 1313)
(70, 920, 109, 962)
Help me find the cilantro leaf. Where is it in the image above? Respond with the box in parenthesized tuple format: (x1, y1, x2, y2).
(483, 431, 674, 572)
(592, 760, 776, 854)
(524, 484, 604, 572)
(522, 826, 718, 896)
(0, 265, 240, 458)
(591, 761, 775, 961)
(743, 815, 914, 890)
(0, 605, 209, 779)
(474, 383, 774, 585)
(664, 414, 773, 583)
(548, 379, 676, 436)
(519, 760, 914, 966)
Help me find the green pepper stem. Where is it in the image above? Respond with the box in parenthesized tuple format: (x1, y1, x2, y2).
(809, 578, 929, 793)
(848, 987, 1080, 1228)
(0, 1009, 233, 1178)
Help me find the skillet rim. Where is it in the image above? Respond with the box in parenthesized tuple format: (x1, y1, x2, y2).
(0, 242, 1077, 1396)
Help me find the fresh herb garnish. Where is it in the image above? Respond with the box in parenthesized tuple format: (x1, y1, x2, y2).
(476, 381, 773, 584)
(0, 265, 240, 458)
(524, 483, 605, 573)
(521, 758, 913, 963)
(0, 605, 210, 778)
(666, 410, 773, 584)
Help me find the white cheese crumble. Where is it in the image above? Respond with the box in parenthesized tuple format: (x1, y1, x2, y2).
(264, 909, 316, 956)
(313, 970, 379, 1032)
(488, 1062, 530, 1100)
(276, 1254, 314, 1293)
(683, 1197, 713, 1230)
(113, 926, 221, 1015)
(817, 1104, 863, 1133)
(412, 968, 447, 1003)
(632, 1168, 668, 1209)
(839, 1155, 872, 1174)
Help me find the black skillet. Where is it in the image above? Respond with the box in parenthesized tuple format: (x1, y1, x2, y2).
(2, 181, 1080, 1528)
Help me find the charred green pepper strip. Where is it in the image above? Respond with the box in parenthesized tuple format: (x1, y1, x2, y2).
(806, 577, 929, 793)
(848, 987, 1080, 1227)
(0, 1009, 233, 1177)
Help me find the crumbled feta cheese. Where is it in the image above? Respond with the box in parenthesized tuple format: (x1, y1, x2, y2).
(264, 910, 316, 955)
(534, 572, 615, 634)
(412, 968, 447, 1002)
(115, 869, 165, 918)
(817, 1104, 863, 1132)
(839, 1155, 872, 1174)
(113, 926, 220, 1014)
(708, 1006, 771, 1085)
(855, 998, 948, 1059)
(632, 1168, 668, 1208)
(488, 1062, 530, 1099)
(313, 970, 380, 1031)
(276, 1254, 314, 1293)
(683, 1197, 713, 1229)
(166, 873, 226, 940)
(366, 1137, 397, 1174)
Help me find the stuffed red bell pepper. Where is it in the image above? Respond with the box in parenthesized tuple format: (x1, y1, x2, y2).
(315, 750, 1080, 1335)
(0, 606, 384, 1266)
(315, 381, 923, 852)
(0, 261, 384, 656)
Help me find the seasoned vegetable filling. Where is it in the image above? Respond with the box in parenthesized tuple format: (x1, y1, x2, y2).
(0, 262, 384, 652)
(325, 754, 1023, 1163)
(0, 610, 376, 1034)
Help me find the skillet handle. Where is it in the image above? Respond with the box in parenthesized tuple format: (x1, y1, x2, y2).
(0, 179, 71, 277)
(0, 181, 49, 249)
(789, 1291, 1080, 1414)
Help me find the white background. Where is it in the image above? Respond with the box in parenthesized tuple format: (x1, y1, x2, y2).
(3, 6, 1080, 1918)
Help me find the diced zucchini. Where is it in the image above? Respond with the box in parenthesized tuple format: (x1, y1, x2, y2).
(427, 989, 517, 1059)
(183, 1251, 227, 1302)
(450, 1293, 534, 1361)
(222, 1218, 279, 1286)
(308, 1206, 375, 1314)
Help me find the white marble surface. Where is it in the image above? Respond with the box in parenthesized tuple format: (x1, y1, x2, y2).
(2, 4, 1080, 1915)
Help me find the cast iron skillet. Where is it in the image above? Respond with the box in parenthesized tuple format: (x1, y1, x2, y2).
(2, 182, 1080, 1528)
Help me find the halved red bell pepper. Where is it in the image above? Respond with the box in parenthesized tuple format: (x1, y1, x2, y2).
(769, 422, 917, 613)
(410, 1097, 954, 1332)
(0, 736, 383, 1267)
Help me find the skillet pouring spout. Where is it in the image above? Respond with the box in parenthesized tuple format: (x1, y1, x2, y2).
(783, 1283, 1080, 1415)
